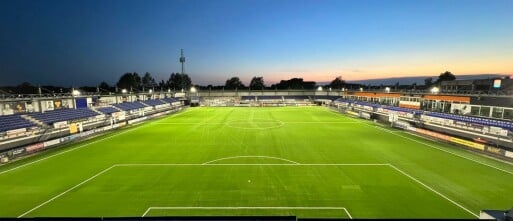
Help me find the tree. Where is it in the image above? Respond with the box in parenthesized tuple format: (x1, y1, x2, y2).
(225, 77, 245, 89)
(329, 76, 346, 89)
(249, 76, 265, 90)
(424, 77, 433, 86)
(116, 72, 141, 91)
(133, 72, 141, 89)
(142, 72, 157, 88)
(436, 71, 456, 83)
(158, 80, 166, 89)
(273, 78, 316, 89)
(17, 82, 38, 94)
(167, 73, 192, 90)
(98, 81, 110, 91)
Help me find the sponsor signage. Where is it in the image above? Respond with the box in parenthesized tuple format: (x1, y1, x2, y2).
(25, 143, 44, 153)
(346, 111, 359, 116)
(54, 121, 68, 129)
(359, 112, 371, 120)
(6, 128, 27, 136)
(128, 117, 148, 125)
(69, 123, 78, 134)
(43, 139, 60, 148)
(485, 146, 505, 155)
(449, 137, 485, 150)
(11, 148, 26, 156)
(60, 136, 71, 143)
(505, 151, 513, 158)
(415, 128, 451, 141)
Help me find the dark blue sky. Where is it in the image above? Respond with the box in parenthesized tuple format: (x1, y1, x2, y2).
(1, 0, 512, 86)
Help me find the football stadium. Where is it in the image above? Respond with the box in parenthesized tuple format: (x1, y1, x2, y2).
(2, 0, 513, 220)
(1, 91, 513, 219)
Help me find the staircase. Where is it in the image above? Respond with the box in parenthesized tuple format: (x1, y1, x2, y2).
(90, 108, 104, 115)
(140, 101, 150, 107)
(111, 106, 124, 112)
(21, 114, 46, 127)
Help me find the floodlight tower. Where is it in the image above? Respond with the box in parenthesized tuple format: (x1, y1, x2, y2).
(180, 49, 186, 75)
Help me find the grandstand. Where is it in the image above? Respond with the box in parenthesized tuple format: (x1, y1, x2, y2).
(28, 108, 100, 125)
(112, 101, 147, 111)
(96, 107, 119, 114)
(0, 114, 36, 132)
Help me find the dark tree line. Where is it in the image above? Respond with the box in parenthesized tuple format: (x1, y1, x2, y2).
(424, 71, 456, 86)
(1, 71, 459, 94)
(114, 72, 191, 92)
(272, 78, 316, 90)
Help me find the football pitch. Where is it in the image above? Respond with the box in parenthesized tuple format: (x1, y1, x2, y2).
(1, 107, 513, 219)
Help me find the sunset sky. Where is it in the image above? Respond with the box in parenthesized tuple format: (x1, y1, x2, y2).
(0, 0, 512, 86)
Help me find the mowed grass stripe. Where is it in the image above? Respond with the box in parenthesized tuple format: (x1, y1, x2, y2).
(0, 107, 512, 218)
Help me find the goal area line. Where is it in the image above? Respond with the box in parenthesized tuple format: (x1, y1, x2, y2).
(141, 206, 352, 219)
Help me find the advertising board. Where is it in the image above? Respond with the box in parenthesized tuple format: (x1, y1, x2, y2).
(25, 143, 44, 153)
(43, 139, 61, 148)
(449, 137, 485, 150)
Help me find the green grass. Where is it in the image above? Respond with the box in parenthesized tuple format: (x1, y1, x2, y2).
(1, 106, 513, 218)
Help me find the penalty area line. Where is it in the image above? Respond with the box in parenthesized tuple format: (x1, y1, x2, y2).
(387, 164, 479, 218)
(142, 206, 352, 219)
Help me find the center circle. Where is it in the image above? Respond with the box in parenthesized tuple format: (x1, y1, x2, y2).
(226, 118, 284, 129)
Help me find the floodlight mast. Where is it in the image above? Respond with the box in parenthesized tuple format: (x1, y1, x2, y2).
(180, 49, 186, 75)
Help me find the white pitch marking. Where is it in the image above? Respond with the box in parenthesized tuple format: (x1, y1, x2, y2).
(374, 126, 513, 175)
(0, 110, 188, 176)
(284, 121, 361, 124)
(387, 164, 479, 218)
(142, 206, 352, 219)
(115, 163, 388, 166)
(0, 128, 135, 176)
(202, 155, 301, 165)
(153, 122, 225, 125)
(18, 165, 118, 218)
